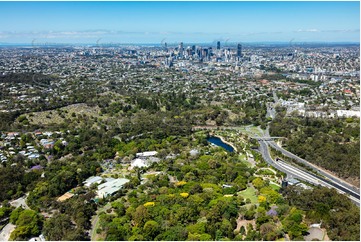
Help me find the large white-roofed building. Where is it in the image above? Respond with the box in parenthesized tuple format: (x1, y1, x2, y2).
(96, 178, 129, 198)
(83, 176, 103, 187)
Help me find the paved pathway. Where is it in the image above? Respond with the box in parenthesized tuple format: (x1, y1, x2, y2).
(90, 202, 112, 241)
(0, 194, 30, 241)
(9, 194, 30, 210)
(0, 223, 16, 241)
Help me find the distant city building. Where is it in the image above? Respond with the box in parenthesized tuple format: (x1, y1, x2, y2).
(179, 42, 184, 56)
(186, 47, 192, 56)
(208, 47, 212, 59)
(191, 45, 196, 53)
(237, 43, 242, 58)
(217, 41, 221, 50)
(237, 44, 242, 59)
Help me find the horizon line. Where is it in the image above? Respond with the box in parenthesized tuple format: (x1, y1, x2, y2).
(0, 41, 360, 46)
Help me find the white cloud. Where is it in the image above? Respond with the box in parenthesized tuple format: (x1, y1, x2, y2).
(321, 29, 360, 33)
(295, 29, 320, 33)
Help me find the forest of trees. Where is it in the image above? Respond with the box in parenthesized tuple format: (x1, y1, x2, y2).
(282, 186, 360, 241)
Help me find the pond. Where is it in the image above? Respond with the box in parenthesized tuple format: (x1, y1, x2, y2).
(207, 136, 234, 152)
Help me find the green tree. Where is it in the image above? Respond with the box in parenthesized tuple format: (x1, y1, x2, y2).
(43, 213, 74, 241)
(143, 220, 160, 240)
(10, 210, 43, 241)
(9, 207, 24, 224)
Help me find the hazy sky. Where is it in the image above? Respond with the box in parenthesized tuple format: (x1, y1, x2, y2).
(0, 1, 359, 44)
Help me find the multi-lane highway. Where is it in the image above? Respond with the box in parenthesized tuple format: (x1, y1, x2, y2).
(263, 126, 360, 193)
(259, 95, 360, 205)
(258, 138, 360, 205)
(267, 139, 359, 192)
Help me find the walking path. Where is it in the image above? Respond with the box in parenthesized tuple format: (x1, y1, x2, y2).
(0, 224, 16, 241)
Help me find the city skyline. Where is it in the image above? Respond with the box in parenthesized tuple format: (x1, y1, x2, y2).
(0, 1, 360, 44)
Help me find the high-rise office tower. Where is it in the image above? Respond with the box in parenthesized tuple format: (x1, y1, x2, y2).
(191, 45, 196, 55)
(179, 42, 184, 53)
(208, 47, 212, 59)
(237, 43, 242, 58)
(197, 47, 202, 58)
(200, 48, 208, 60)
(217, 41, 221, 50)
(186, 47, 192, 56)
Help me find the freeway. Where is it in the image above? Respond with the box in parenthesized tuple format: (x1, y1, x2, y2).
(266, 140, 360, 194)
(262, 125, 360, 195)
(258, 139, 360, 205)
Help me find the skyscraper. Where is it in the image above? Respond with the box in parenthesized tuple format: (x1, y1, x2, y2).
(237, 43, 242, 58)
(179, 42, 184, 54)
(217, 41, 221, 50)
(191, 45, 196, 55)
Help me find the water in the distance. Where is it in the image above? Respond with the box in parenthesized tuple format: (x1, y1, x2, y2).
(207, 136, 234, 152)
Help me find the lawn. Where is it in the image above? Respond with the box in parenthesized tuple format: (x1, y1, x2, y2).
(247, 126, 264, 136)
(238, 154, 255, 167)
(270, 183, 281, 191)
(238, 186, 258, 204)
(24, 103, 102, 125)
(235, 125, 264, 137)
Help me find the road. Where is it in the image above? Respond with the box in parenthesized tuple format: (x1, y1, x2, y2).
(258, 139, 360, 205)
(9, 194, 30, 210)
(266, 139, 359, 194)
(261, 126, 359, 194)
(0, 194, 32, 241)
(0, 223, 16, 241)
(90, 202, 112, 240)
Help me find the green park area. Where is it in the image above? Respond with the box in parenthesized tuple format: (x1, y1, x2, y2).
(235, 125, 264, 137)
(238, 186, 258, 204)
(270, 183, 281, 192)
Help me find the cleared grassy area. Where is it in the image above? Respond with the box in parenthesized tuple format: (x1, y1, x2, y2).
(233, 125, 264, 137)
(238, 154, 254, 167)
(270, 183, 281, 191)
(23, 103, 102, 126)
(238, 186, 258, 204)
(247, 126, 264, 136)
(239, 154, 247, 160)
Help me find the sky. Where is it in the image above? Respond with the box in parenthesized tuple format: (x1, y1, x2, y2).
(0, 1, 359, 44)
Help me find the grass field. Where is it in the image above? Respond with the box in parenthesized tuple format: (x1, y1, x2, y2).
(235, 125, 264, 137)
(246, 125, 264, 136)
(23, 103, 102, 125)
(270, 183, 281, 191)
(238, 154, 254, 167)
(238, 186, 258, 204)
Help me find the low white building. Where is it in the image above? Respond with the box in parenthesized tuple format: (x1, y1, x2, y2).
(96, 178, 129, 198)
(130, 158, 148, 169)
(83, 176, 103, 187)
(136, 151, 158, 158)
(336, 110, 360, 118)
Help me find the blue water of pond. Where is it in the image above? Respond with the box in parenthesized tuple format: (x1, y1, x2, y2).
(207, 136, 234, 152)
